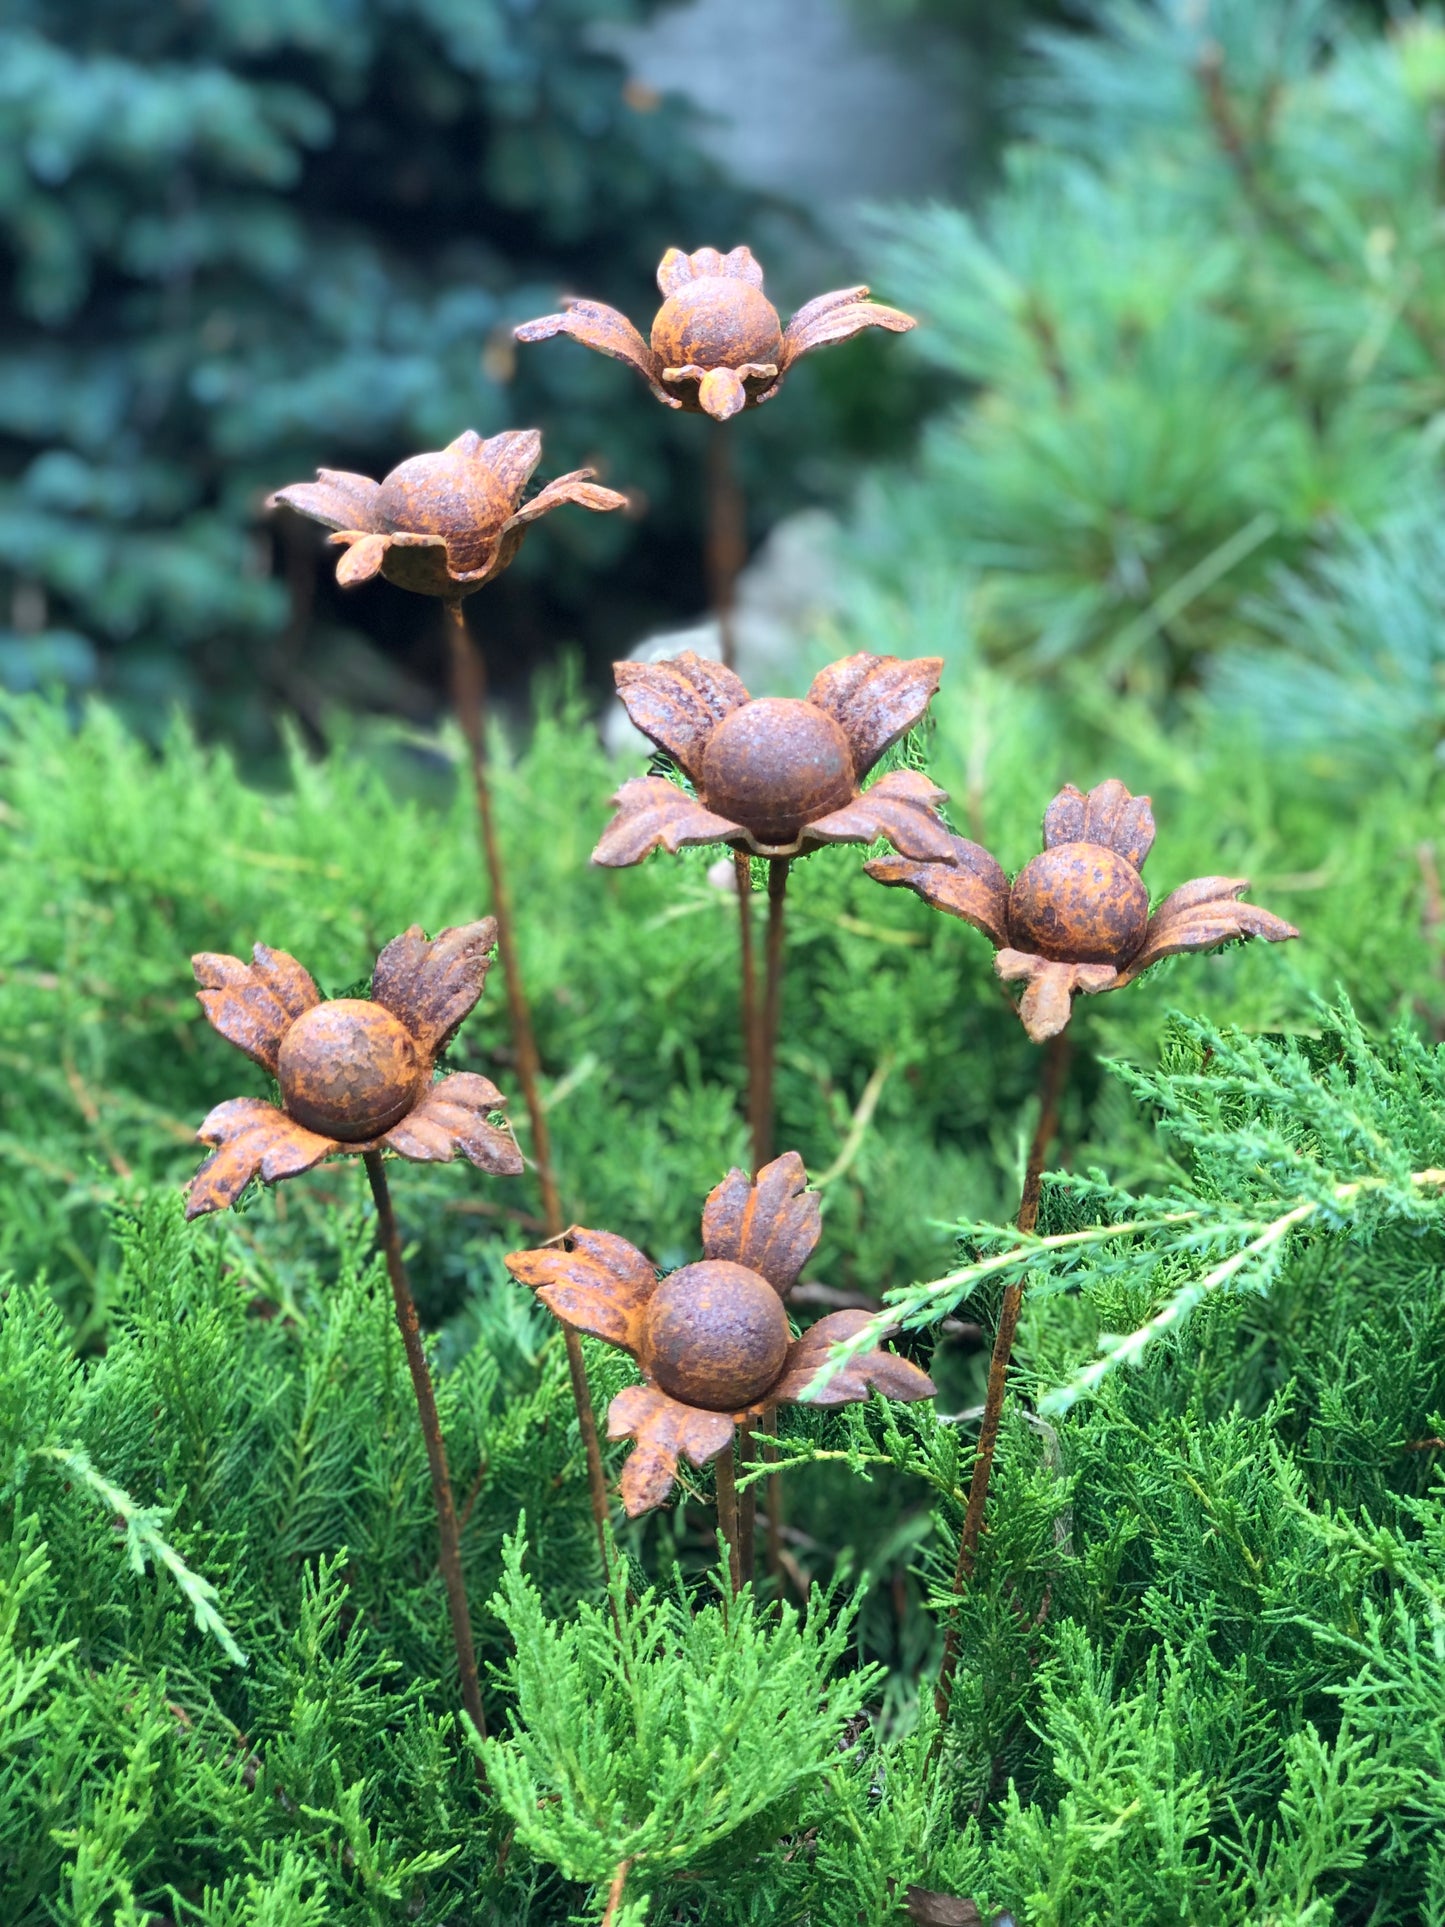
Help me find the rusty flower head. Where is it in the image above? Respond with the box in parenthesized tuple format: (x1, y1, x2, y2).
(185, 921, 524, 1217)
(269, 428, 627, 599)
(868, 779, 1299, 1042)
(595, 650, 954, 865)
(516, 245, 916, 423)
(505, 1152, 935, 1515)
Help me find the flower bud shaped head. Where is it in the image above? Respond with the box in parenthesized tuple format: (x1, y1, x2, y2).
(516, 245, 916, 421)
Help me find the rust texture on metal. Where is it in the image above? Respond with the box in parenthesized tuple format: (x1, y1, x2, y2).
(867, 777, 1301, 1042)
(269, 428, 627, 598)
(593, 649, 954, 866)
(503, 1151, 935, 1516)
(515, 245, 917, 422)
(185, 920, 524, 1217)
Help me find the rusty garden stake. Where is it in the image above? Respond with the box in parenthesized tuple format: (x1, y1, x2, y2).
(933, 1030, 1069, 1728)
(443, 598, 614, 1569)
(270, 426, 630, 1574)
(183, 922, 527, 1750)
(503, 1152, 934, 1593)
(898, 778, 1301, 1730)
(364, 1147, 488, 1750)
(592, 648, 952, 1583)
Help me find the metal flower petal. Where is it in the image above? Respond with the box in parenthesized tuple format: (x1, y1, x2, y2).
(614, 652, 751, 781)
(268, 469, 383, 532)
(805, 652, 944, 779)
(772, 1309, 936, 1408)
(865, 836, 1011, 948)
(185, 1097, 337, 1219)
(781, 289, 917, 367)
(502, 469, 630, 533)
(657, 245, 765, 293)
(804, 769, 956, 861)
(1043, 779, 1155, 870)
(592, 777, 745, 867)
(701, 1151, 821, 1297)
(514, 299, 669, 398)
(1117, 877, 1299, 985)
(332, 531, 394, 586)
(607, 1384, 736, 1517)
(370, 919, 498, 1056)
(478, 427, 543, 502)
(192, 944, 321, 1072)
(381, 1073, 522, 1174)
(995, 950, 1118, 1042)
(504, 1228, 656, 1352)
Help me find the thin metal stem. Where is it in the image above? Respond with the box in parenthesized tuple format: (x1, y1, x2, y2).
(714, 1447, 742, 1596)
(934, 1032, 1071, 1728)
(443, 601, 612, 1570)
(705, 430, 745, 672)
(363, 1150, 486, 1752)
(734, 850, 763, 1169)
(757, 857, 790, 1168)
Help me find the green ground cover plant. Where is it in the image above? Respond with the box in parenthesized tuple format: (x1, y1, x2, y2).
(2, 3, 1444, 1923)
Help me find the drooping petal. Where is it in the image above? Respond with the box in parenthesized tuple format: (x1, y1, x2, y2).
(514, 300, 669, 399)
(502, 470, 630, 533)
(804, 770, 956, 861)
(382, 1073, 522, 1174)
(781, 292, 916, 368)
(864, 836, 1011, 947)
(606, 1383, 736, 1516)
(592, 778, 744, 868)
(613, 652, 751, 779)
(995, 950, 1118, 1041)
(192, 945, 321, 1072)
(1117, 877, 1299, 984)
(656, 245, 765, 294)
(1043, 779, 1155, 869)
(370, 920, 498, 1057)
(185, 1097, 336, 1218)
(696, 367, 749, 421)
(772, 1310, 936, 1408)
(333, 532, 391, 587)
(701, 1152, 821, 1297)
(477, 428, 543, 504)
(269, 470, 383, 533)
(804, 653, 943, 778)
(505, 1228, 656, 1352)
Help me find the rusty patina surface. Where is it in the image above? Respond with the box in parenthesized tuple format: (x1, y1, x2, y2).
(185, 921, 523, 1216)
(504, 1151, 935, 1515)
(866, 778, 1300, 1042)
(269, 428, 627, 598)
(593, 649, 955, 865)
(516, 245, 916, 422)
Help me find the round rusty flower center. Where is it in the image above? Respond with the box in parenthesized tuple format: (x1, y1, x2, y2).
(376, 449, 511, 543)
(644, 1260, 790, 1412)
(651, 281, 783, 370)
(277, 999, 426, 1142)
(699, 699, 856, 847)
(1008, 842, 1149, 965)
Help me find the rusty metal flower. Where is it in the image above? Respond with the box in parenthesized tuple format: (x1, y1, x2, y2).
(268, 428, 627, 598)
(867, 778, 1300, 1042)
(504, 1152, 935, 1515)
(515, 245, 916, 423)
(594, 649, 954, 865)
(185, 921, 524, 1217)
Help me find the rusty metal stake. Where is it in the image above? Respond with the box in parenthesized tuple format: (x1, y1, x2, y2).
(705, 430, 746, 672)
(715, 1445, 743, 1596)
(443, 601, 613, 1572)
(757, 856, 791, 1167)
(364, 1150, 487, 1756)
(935, 1032, 1071, 1728)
